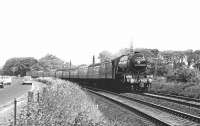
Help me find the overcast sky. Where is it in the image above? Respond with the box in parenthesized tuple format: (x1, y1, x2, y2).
(0, 0, 200, 66)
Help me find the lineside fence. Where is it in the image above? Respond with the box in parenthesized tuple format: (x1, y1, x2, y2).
(0, 87, 47, 126)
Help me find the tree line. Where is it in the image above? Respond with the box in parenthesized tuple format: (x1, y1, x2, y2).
(1, 54, 68, 76)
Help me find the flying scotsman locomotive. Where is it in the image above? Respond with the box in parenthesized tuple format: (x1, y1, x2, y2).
(27, 51, 152, 92)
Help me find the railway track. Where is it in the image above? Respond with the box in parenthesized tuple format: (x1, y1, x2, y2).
(144, 92, 200, 108)
(148, 92, 200, 102)
(85, 87, 200, 126)
(123, 92, 200, 117)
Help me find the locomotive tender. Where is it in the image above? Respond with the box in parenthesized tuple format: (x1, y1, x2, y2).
(27, 51, 152, 92)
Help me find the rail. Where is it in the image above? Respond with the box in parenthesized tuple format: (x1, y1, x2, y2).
(148, 92, 200, 102)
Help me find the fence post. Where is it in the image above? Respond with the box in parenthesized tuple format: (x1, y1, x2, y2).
(42, 87, 47, 97)
(27, 91, 34, 125)
(37, 91, 40, 103)
(14, 98, 17, 126)
(28, 91, 34, 103)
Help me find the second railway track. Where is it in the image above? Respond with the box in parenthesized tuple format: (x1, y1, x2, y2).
(121, 92, 200, 117)
(143, 92, 200, 108)
(85, 87, 200, 126)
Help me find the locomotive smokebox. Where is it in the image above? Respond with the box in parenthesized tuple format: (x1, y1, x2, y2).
(129, 52, 147, 74)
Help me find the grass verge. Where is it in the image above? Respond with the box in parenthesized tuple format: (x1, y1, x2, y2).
(14, 78, 121, 126)
(150, 77, 200, 99)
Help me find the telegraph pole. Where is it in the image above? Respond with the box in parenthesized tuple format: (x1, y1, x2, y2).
(70, 60, 72, 69)
(93, 55, 95, 65)
(130, 40, 134, 54)
(154, 58, 158, 79)
(69, 60, 71, 79)
(62, 62, 64, 78)
(151, 49, 159, 79)
(92, 55, 95, 79)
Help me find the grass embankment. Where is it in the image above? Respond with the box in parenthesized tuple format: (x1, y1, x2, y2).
(150, 77, 200, 99)
(14, 78, 125, 126)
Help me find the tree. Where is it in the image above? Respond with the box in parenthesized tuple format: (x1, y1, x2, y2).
(115, 48, 130, 57)
(172, 51, 185, 69)
(98, 51, 113, 62)
(150, 49, 159, 78)
(183, 49, 194, 68)
(30, 62, 47, 71)
(151, 49, 159, 57)
(2, 57, 38, 76)
(193, 50, 200, 70)
(39, 54, 65, 71)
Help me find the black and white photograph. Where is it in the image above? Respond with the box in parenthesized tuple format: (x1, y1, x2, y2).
(0, 0, 200, 125)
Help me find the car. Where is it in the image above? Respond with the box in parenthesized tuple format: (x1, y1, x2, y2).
(0, 82, 4, 88)
(3, 77, 12, 85)
(22, 76, 32, 85)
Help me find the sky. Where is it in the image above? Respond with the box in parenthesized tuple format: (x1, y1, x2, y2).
(0, 0, 200, 66)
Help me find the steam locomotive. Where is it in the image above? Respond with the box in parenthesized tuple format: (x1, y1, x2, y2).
(27, 51, 152, 92)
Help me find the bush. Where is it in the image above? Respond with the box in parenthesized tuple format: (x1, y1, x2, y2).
(35, 77, 55, 85)
(157, 65, 169, 76)
(166, 67, 200, 83)
(150, 79, 200, 99)
(180, 84, 200, 99)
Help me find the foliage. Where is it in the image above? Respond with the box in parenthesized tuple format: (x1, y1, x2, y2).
(156, 65, 169, 76)
(150, 49, 159, 57)
(38, 54, 65, 71)
(166, 67, 198, 82)
(115, 48, 130, 56)
(2, 54, 68, 76)
(98, 51, 113, 62)
(2, 57, 38, 76)
(150, 79, 200, 99)
(0, 69, 3, 75)
(30, 62, 47, 71)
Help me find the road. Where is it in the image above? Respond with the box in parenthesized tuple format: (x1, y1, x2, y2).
(0, 78, 32, 106)
(0, 80, 45, 125)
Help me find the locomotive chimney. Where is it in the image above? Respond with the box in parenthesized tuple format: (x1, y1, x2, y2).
(69, 60, 72, 69)
(130, 40, 134, 54)
(93, 55, 95, 65)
